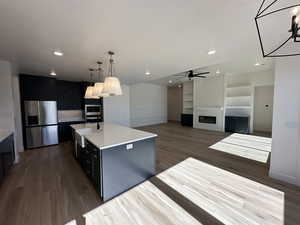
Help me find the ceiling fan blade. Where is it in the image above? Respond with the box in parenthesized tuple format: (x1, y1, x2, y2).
(194, 72, 210, 76)
(173, 74, 186, 77)
(194, 75, 207, 78)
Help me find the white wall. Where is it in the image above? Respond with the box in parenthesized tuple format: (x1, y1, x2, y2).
(227, 70, 274, 87)
(254, 85, 274, 132)
(11, 63, 24, 154)
(270, 57, 300, 186)
(193, 76, 224, 131)
(103, 85, 130, 126)
(167, 86, 182, 121)
(194, 76, 225, 108)
(0, 61, 15, 130)
(225, 70, 275, 133)
(251, 70, 274, 87)
(0, 60, 23, 161)
(130, 83, 167, 127)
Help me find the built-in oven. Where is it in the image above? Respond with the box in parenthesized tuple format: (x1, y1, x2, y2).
(85, 105, 103, 122)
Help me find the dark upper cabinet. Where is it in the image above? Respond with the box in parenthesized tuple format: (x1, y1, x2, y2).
(20, 74, 57, 101)
(19, 75, 102, 112)
(56, 80, 83, 110)
(20, 75, 87, 110)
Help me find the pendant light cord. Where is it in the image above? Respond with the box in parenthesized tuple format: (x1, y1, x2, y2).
(96, 61, 103, 82)
(89, 68, 94, 85)
(108, 51, 114, 77)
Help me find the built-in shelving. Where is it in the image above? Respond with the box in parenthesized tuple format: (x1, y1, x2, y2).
(225, 83, 252, 109)
(183, 81, 194, 115)
(224, 78, 254, 133)
(226, 84, 251, 89)
(225, 106, 252, 109)
(226, 95, 251, 99)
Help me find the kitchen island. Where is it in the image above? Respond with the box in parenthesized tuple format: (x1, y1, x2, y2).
(71, 123, 157, 201)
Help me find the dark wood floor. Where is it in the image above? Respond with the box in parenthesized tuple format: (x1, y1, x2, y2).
(0, 122, 300, 225)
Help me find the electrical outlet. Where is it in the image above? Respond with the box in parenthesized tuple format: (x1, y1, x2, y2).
(126, 143, 133, 150)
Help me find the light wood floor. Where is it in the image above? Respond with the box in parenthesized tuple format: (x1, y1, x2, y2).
(0, 122, 300, 225)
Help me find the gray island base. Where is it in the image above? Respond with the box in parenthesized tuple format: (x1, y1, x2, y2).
(71, 123, 157, 201)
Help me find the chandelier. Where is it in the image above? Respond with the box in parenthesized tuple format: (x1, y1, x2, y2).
(93, 61, 109, 98)
(84, 51, 122, 99)
(84, 68, 98, 99)
(103, 51, 122, 96)
(255, 0, 300, 57)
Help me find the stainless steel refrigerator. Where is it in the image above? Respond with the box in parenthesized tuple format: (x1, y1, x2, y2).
(24, 101, 58, 148)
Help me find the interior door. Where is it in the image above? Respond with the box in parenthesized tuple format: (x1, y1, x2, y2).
(254, 86, 274, 132)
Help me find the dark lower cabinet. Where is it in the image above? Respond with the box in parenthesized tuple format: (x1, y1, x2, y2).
(225, 116, 250, 134)
(0, 155, 4, 185)
(90, 146, 101, 194)
(181, 114, 193, 127)
(78, 141, 101, 195)
(59, 121, 85, 143)
(0, 134, 15, 185)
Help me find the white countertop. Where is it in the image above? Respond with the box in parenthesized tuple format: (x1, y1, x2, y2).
(71, 123, 157, 150)
(0, 129, 13, 143)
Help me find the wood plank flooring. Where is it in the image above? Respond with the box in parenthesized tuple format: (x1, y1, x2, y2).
(84, 181, 202, 225)
(0, 122, 300, 225)
(157, 158, 284, 225)
(210, 133, 272, 163)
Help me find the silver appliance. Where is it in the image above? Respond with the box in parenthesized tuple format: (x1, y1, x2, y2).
(24, 101, 58, 148)
(85, 104, 102, 122)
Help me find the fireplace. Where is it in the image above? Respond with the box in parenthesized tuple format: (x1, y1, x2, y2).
(199, 116, 216, 124)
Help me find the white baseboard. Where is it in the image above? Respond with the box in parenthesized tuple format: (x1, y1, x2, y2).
(269, 170, 299, 186)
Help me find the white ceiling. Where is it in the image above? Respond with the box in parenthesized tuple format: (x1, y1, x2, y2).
(0, 0, 286, 83)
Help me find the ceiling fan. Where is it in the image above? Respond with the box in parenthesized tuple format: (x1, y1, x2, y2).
(174, 70, 210, 80)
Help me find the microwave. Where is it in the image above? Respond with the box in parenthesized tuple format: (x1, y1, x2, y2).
(85, 104, 102, 122)
(85, 105, 101, 114)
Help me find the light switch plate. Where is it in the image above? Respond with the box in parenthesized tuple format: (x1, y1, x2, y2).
(126, 143, 133, 150)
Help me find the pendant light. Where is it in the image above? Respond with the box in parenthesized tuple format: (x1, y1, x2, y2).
(93, 61, 109, 97)
(84, 68, 98, 99)
(255, 1, 300, 57)
(103, 51, 122, 96)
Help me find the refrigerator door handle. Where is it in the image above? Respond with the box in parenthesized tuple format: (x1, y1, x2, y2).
(37, 101, 41, 125)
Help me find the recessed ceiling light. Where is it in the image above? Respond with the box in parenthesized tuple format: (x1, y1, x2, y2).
(50, 71, 56, 76)
(208, 50, 216, 55)
(216, 69, 221, 74)
(168, 80, 173, 84)
(53, 50, 63, 56)
(254, 62, 261, 66)
(292, 7, 299, 15)
(145, 71, 151, 75)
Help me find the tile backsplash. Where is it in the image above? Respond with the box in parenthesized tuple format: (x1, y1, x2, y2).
(58, 110, 84, 122)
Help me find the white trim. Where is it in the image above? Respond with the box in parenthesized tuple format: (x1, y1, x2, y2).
(269, 170, 298, 185)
